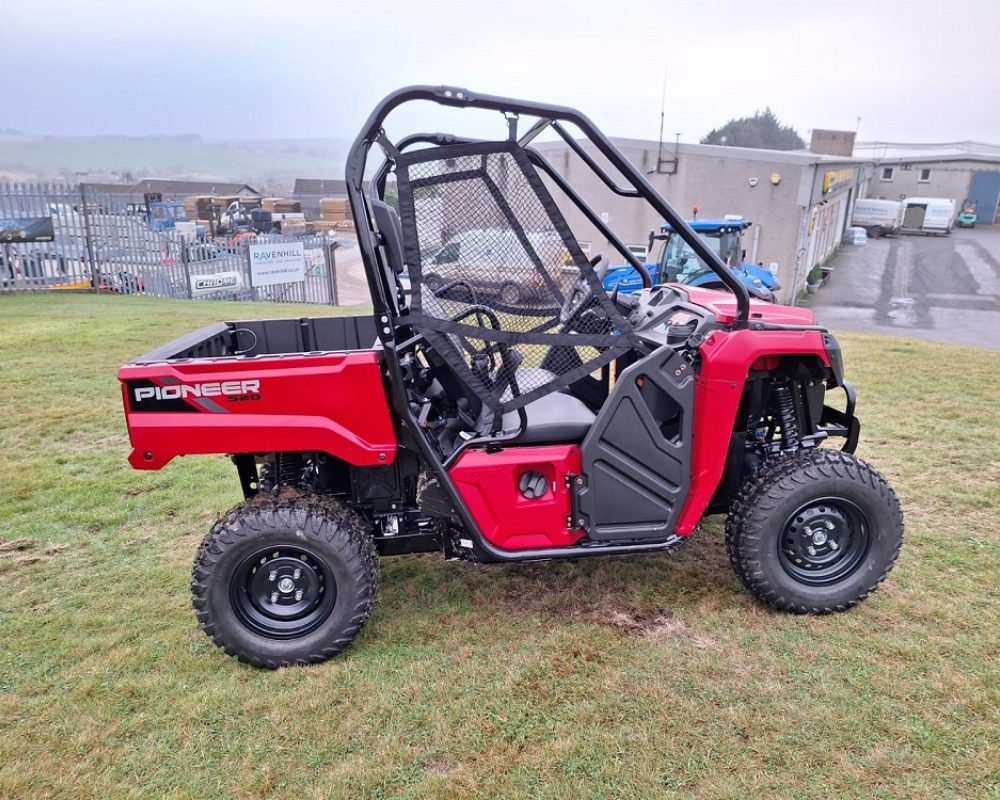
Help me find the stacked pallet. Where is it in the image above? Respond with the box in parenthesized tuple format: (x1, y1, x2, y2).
(262, 197, 302, 213)
(185, 195, 222, 220)
(318, 198, 354, 231)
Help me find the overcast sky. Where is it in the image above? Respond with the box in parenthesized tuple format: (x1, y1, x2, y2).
(2, 0, 997, 145)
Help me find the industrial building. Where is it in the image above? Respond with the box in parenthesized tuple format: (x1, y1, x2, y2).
(532, 138, 863, 302)
(855, 142, 1000, 224)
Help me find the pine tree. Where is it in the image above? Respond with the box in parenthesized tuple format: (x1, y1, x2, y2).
(701, 108, 805, 150)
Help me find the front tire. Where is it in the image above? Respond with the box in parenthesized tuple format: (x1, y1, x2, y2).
(725, 450, 903, 613)
(192, 493, 379, 668)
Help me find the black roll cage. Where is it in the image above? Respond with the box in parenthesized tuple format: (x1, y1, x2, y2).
(343, 85, 752, 562)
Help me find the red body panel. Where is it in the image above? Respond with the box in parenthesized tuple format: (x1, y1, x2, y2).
(673, 327, 831, 534)
(118, 352, 397, 469)
(449, 445, 585, 550)
(682, 287, 819, 327)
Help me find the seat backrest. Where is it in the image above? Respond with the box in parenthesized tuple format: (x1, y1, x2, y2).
(370, 199, 406, 313)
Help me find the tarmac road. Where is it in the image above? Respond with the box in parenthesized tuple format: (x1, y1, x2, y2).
(806, 227, 1000, 351)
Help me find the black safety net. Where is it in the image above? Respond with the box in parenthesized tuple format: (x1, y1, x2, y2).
(396, 140, 637, 417)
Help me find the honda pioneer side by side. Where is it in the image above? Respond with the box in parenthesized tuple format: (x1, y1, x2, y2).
(118, 87, 903, 668)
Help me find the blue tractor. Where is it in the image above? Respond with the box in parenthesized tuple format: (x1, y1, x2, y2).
(602, 217, 780, 301)
(142, 193, 205, 240)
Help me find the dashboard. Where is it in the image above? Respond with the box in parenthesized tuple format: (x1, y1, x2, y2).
(621, 285, 718, 349)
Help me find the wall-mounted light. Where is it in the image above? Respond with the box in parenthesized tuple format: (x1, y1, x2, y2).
(770, 172, 782, 185)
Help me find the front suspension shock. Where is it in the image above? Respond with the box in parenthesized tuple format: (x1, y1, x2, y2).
(773, 382, 801, 453)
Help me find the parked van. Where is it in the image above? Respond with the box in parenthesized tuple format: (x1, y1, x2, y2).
(851, 199, 903, 238)
(900, 197, 955, 235)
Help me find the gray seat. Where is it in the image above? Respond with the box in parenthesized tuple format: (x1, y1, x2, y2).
(502, 391, 595, 444)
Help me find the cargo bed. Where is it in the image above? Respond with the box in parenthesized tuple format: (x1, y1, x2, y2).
(131, 314, 379, 363)
(118, 312, 395, 471)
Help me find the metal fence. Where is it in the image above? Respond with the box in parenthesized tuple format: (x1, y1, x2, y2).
(0, 182, 342, 305)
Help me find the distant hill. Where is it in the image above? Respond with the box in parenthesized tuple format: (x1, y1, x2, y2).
(0, 134, 353, 193)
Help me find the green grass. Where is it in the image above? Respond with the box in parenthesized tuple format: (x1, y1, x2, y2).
(1, 293, 998, 799)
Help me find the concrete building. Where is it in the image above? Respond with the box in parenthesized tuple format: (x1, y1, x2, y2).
(532, 138, 864, 302)
(854, 143, 1000, 224)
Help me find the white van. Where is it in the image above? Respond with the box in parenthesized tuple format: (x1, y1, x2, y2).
(422, 228, 569, 306)
(851, 199, 903, 238)
(900, 197, 955, 235)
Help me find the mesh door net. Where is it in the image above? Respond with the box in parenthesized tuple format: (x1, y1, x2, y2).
(396, 140, 638, 416)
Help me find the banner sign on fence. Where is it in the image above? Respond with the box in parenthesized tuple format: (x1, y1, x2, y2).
(0, 217, 54, 243)
(190, 270, 244, 297)
(248, 242, 306, 287)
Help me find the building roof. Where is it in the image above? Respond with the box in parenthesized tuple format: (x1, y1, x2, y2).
(131, 179, 259, 196)
(82, 179, 259, 196)
(533, 137, 865, 167)
(80, 182, 134, 194)
(293, 178, 348, 195)
(854, 140, 1000, 161)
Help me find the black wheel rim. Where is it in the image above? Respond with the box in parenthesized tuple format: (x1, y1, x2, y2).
(230, 545, 337, 639)
(778, 497, 872, 586)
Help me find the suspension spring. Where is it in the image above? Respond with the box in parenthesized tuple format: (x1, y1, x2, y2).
(774, 382, 800, 452)
(277, 452, 304, 486)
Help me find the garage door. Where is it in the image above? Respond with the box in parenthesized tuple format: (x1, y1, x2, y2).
(968, 171, 1000, 224)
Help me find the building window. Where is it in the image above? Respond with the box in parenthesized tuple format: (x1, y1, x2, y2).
(918, 168, 932, 182)
(880, 167, 895, 181)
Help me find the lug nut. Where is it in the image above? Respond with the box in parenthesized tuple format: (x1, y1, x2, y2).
(807, 546, 817, 556)
(293, 568, 301, 580)
(829, 540, 839, 550)
(270, 592, 278, 603)
(268, 570, 277, 582)
(294, 590, 304, 601)
(825, 521, 835, 531)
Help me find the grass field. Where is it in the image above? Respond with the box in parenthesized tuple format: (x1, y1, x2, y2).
(1, 293, 997, 800)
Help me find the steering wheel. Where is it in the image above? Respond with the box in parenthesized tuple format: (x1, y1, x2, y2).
(559, 253, 608, 325)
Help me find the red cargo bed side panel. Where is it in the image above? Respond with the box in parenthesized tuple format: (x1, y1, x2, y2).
(118, 352, 397, 469)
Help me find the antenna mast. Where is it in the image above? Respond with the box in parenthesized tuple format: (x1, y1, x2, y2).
(652, 67, 678, 175)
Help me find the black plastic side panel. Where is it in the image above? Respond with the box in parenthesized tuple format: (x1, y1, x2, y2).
(228, 318, 302, 356)
(307, 315, 379, 351)
(230, 315, 377, 355)
(132, 322, 232, 363)
(577, 347, 694, 541)
(132, 315, 379, 363)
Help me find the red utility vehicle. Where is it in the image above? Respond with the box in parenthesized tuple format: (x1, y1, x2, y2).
(119, 87, 903, 668)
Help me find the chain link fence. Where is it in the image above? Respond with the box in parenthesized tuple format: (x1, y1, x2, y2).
(1, 182, 345, 305)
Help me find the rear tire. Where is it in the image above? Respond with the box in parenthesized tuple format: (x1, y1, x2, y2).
(725, 450, 903, 613)
(192, 493, 379, 668)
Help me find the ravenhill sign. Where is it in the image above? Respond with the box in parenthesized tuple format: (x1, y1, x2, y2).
(249, 242, 306, 287)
